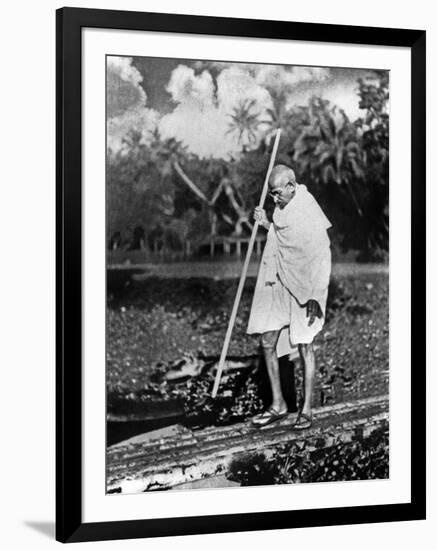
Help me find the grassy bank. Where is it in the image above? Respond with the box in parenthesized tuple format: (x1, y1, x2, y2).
(107, 271, 388, 412)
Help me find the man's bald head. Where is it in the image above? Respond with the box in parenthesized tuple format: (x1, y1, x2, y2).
(269, 165, 296, 189)
(268, 164, 297, 208)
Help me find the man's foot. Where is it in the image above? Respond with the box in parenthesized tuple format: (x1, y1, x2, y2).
(251, 406, 288, 428)
(292, 411, 312, 430)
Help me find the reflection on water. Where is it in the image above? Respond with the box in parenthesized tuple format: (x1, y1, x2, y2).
(107, 415, 185, 446)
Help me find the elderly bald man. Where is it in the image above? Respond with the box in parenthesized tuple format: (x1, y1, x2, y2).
(247, 164, 332, 429)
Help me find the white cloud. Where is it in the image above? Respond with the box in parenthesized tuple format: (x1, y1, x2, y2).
(107, 56, 143, 85)
(255, 65, 330, 91)
(159, 63, 342, 158)
(107, 56, 159, 153)
(160, 104, 238, 159)
(160, 65, 273, 158)
(253, 65, 365, 121)
(217, 66, 272, 112)
(107, 56, 147, 118)
(107, 108, 160, 153)
(107, 59, 362, 158)
(166, 65, 215, 109)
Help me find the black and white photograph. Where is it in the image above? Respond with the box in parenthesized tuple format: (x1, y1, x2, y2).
(105, 55, 390, 493)
(0, 0, 431, 546)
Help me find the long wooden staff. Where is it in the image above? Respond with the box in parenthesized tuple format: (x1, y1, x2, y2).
(211, 129, 282, 398)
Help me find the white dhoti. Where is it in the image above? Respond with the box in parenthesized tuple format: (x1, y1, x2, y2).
(247, 184, 332, 357)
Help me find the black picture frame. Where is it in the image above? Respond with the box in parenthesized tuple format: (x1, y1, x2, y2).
(56, 6, 426, 543)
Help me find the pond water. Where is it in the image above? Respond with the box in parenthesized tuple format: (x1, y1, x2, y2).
(107, 354, 298, 446)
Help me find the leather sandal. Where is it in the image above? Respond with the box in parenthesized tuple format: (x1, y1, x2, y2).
(251, 406, 288, 428)
(292, 411, 312, 430)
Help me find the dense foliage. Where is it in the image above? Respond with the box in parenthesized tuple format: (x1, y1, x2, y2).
(107, 71, 389, 259)
(227, 423, 389, 485)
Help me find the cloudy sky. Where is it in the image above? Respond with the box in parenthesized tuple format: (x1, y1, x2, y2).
(107, 55, 376, 158)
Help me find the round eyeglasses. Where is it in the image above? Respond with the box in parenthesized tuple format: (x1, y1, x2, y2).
(268, 181, 295, 199)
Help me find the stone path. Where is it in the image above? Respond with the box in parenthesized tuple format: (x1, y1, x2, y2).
(107, 394, 388, 493)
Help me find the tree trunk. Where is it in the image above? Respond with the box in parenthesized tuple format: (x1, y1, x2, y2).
(173, 162, 253, 237)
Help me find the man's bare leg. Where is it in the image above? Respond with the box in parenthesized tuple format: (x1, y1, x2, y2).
(298, 343, 315, 418)
(261, 330, 287, 412)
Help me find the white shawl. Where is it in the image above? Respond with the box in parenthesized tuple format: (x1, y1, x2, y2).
(247, 184, 332, 353)
(263, 183, 332, 306)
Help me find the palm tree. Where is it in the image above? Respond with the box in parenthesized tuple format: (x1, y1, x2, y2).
(293, 97, 364, 217)
(226, 98, 265, 151)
